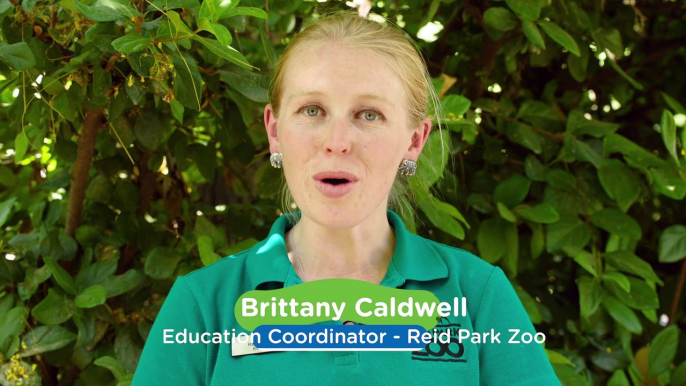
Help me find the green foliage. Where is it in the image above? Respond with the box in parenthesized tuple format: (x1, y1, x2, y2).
(1, 0, 686, 384)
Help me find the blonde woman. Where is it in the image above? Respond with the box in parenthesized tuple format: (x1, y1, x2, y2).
(133, 10, 560, 385)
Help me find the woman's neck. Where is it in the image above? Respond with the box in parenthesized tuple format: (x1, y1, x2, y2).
(286, 208, 395, 284)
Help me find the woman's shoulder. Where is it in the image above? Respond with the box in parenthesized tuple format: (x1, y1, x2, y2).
(178, 242, 260, 295)
(411, 232, 497, 277)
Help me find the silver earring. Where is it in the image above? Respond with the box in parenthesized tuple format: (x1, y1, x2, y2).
(398, 159, 417, 176)
(270, 153, 283, 168)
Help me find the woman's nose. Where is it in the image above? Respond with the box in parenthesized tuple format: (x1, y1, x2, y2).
(323, 116, 353, 155)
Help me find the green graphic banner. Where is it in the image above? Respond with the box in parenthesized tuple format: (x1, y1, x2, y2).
(235, 279, 467, 331)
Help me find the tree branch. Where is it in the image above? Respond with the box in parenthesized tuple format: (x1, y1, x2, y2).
(65, 108, 104, 237)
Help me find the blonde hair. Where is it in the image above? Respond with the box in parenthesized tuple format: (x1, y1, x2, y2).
(268, 9, 444, 222)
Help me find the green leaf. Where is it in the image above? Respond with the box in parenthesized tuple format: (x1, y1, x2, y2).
(506, 0, 543, 20)
(661, 109, 680, 166)
(515, 203, 559, 224)
(418, 196, 465, 240)
(219, 6, 268, 20)
(111, 32, 151, 54)
(603, 271, 630, 293)
(166, 10, 194, 35)
(673, 361, 686, 386)
(597, 159, 640, 212)
(502, 222, 519, 275)
(514, 286, 541, 323)
(412, 130, 449, 188)
(562, 246, 598, 277)
(75, 285, 107, 308)
(75, 257, 117, 291)
(190, 143, 216, 181)
(607, 370, 630, 386)
(101, 269, 143, 297)
(219, 66, 269, 103)
(74, 0, 141, 22)
(198, 0, 218, 22)
(197, 17, 233, 45)
(538, 20, 580, 56)
(43, 257, 77, 296)
(0, 0, 13, 13)
(21, 325, 77, 357)
(649, 167, 686, 200)
(659, 225, 686, 263)
(94, 356, 129, 381)
(553, 363, 589, 385)
(493, 173, 531, 208)
(662, 92, 686, 115)
(569, 138, 604, 169)
(648, 325, 679, 376)
(198, 235, 221, 266)
(602, 295, 642, 334)
(521, 19, 545, 48)
(258, 23, 277, 66)
(0, 42, 36, 71)
(41, 76, 66, 95)
(441, 94, 471, 120)
(0, 307, 29, 351)
(170, 99, 184, 124)
(477, 217, 507, 263)
(604, 134, 666, 169)
(568, 41, 589, 82)
(19, 266, 52, 301)
(506, 122, 542, 154)
(85, 174, 112, 204)
(595, 27, 623, 59)
(134, 111, 164, 151)
(172, 51, 203, 110)
(31, 288, 74, 325)
(605, 250, 663, 285)
(546, 350, 574, 366)
(146, 0, 199, 11)
(590, 208, 642, 239)
(497, 202, 517, 223)
(192, 35, 252, 69)
(195, 215, 227, 249)
(605, 57, 644, 91)
(578, 276, 602, 317)
(517, 100, 560, 130)
(0, 197, 17, 228)
(546, 216, 591, 253)
(605, 276, 659, 310)
(144, 247, 182, 279)
(483, 7, 518, 32)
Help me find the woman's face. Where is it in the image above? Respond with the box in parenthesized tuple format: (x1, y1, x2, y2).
(264, 42, 431, 229)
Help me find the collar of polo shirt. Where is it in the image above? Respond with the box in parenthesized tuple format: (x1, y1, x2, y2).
(243, 210, 449, 290)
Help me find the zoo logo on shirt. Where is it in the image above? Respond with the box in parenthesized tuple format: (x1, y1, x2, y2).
(411, 317, 466, 363)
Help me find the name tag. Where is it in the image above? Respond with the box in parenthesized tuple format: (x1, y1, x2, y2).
(231, 338, 278, 357)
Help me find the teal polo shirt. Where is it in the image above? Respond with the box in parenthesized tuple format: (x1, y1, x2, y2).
(132, 210, 560, 385)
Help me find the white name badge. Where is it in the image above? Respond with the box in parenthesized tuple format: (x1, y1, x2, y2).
(231, 338, 279, 357)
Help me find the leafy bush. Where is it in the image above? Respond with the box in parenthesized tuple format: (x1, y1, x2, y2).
(0, 0, 685, 384)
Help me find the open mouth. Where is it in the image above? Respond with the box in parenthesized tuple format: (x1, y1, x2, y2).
(321, 178, 350, 186)
(313, 171, 359, 198)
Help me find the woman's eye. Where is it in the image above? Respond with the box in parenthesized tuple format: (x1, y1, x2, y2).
(363, 111, 377, 121)
(361, 110, 382, 122)
(304, 107, 320, 116)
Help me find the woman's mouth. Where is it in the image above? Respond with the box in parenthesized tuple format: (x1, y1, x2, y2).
(313, 171, 359, 198)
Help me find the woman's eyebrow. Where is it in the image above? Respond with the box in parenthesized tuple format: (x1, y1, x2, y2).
(287, 90, 395, 108)
(357, 93, 395, 108)
(287, 90, 326, 102)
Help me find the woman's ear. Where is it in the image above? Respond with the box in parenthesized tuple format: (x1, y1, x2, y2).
(264, 103, 281, 153)
(404, 117, 432, 161)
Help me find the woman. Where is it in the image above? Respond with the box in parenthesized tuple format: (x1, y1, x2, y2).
(133, 10, 561, 385)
